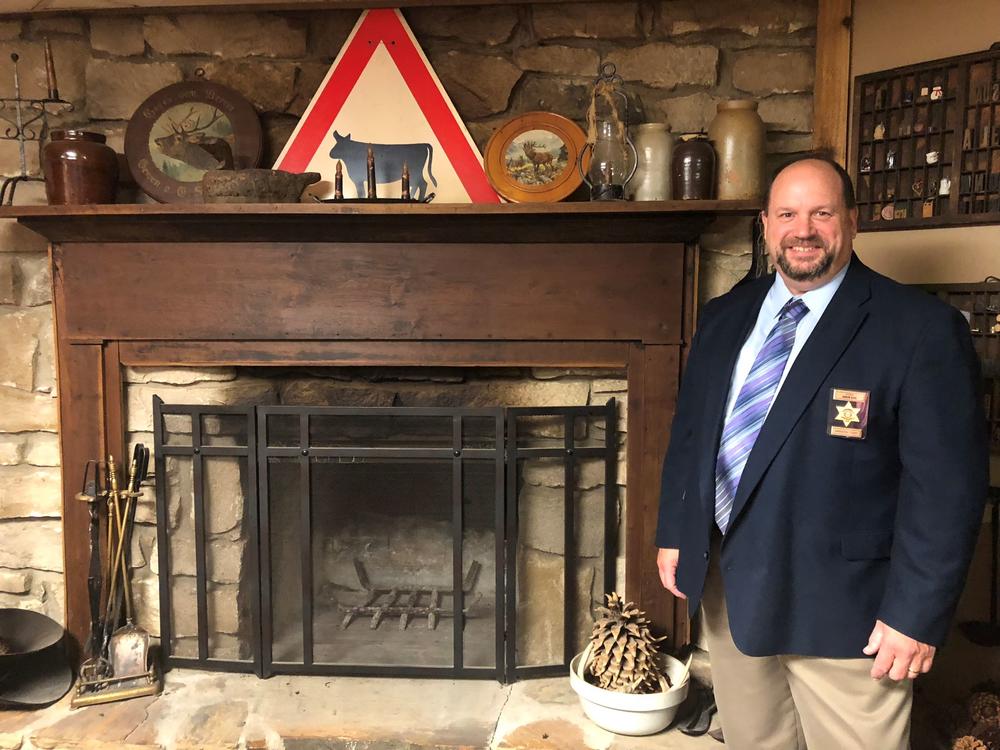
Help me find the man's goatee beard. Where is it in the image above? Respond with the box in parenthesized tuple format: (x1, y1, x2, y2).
(775, 244, 834, 282)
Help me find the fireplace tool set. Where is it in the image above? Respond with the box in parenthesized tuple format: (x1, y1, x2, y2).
(71, 444, 161, 708)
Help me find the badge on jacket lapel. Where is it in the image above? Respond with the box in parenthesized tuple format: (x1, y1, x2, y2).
(828, 388, 870, 439)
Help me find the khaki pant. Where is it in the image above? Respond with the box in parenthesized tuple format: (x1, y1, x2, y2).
(700, 535, 912, 750)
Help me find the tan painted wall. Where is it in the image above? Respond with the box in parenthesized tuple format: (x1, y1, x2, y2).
(850, 0, 1000, 283)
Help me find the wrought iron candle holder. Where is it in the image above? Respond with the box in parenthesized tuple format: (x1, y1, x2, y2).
(0, 46, 73, 205)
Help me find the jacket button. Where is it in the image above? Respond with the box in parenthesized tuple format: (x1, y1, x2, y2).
(703, 551, 709, 560)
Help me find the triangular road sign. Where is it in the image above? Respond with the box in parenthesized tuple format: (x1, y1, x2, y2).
(275, 9, 500, 203)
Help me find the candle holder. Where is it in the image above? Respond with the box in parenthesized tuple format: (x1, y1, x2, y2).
(0, 48, 74, 205)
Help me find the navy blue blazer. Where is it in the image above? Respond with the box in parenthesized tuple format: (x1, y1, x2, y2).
(655, 256, 988, 657)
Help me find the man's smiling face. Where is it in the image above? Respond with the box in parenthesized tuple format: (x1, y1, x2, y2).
(761, 159, 858, 294)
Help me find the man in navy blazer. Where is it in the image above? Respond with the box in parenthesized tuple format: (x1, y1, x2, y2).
(656, 155, 988, 748)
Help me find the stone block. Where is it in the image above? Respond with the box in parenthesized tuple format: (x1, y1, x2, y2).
(89, 16, 145, 57)
(28, 16, 85, 36)
(0, 386, 57, 432)
(431, 51, 521, 119)
(512, 76, 591, 123)
(407, 5, 519, 46)
(767, 132, 814, 156)
(0, 307, 50, 391)
(521, 458, 604, 490)
(701, 215, 755, 256)
(0, 219, 47, 257)
(168, 576, 240, 636)
(302, 9, 357, 57)
(0, 436, 21, 466)
(700, 249, 751, 302)
(0, 39, 88, 106)
(199, 60, 297, 114)
(22, 433, 59, 467)
(614, 43, 718, 89)
(280, 379, 396, 408)
(0, 139, 40, 180)
(395, 378, 591, 411)
(533, 3, 639, 40)
(0, 570, 31, 594)
(0, 520, 63, 572)
(519, 485, 607, 558)
(144, 14, 306, 58)
(591, 378, 627, 394)
(289, 62, 330, 117)
(261, 113, 297, 167)
(757, 94, 813, 133)
(85, 60, 183, 121)
(732, 49, 814, 95)
(126, 378, 277, 432)
(650, 91, 719, 134)
(0, 257, 15, 305)
(0, 465, 62, 519)
(15, 254, 51, 306)
(516, 547, 597, 664)
(126, 366, 237, 385)
(0, 21, 21, 40)
(656, 0, 816, 37)
(513, 45, 600, 77)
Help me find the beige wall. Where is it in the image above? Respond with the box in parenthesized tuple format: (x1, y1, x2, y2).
(850, 0, 1000, 283)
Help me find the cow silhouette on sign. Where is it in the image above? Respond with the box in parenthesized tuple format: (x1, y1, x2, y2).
(329, 131, 437, 200)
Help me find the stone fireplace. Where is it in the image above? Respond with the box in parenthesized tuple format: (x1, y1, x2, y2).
(0, 200, 757, 665)
(128, 365, 623, 680)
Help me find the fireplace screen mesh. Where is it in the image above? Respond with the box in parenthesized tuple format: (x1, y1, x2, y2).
(154, 399, 617, 681)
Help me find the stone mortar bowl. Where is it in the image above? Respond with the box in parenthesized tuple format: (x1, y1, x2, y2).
(201, 169, 322, 203)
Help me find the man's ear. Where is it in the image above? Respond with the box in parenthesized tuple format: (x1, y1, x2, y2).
(759, 209, 769, 235)
(848, 206, 859, 239)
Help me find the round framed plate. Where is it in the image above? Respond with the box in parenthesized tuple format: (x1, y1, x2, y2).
(484, 112, 587, 202)
(125, 80, 262, 203)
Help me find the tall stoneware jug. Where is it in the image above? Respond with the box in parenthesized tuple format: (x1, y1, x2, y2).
(671, 134, 715, 200)
(708, 100, 766, 200)
(42, 130, 118, 205)
(628, 123, 673, 201)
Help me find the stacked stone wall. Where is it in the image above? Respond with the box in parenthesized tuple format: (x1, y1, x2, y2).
(0, 1, 817, 619)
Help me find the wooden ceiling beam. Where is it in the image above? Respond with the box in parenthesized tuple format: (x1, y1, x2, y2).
(2, 0, 599, 17)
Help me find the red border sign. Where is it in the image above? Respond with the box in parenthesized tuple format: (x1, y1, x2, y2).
(276, 9, 499, 203)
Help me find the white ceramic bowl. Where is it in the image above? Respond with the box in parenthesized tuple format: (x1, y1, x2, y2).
(569, 650, 690, 736)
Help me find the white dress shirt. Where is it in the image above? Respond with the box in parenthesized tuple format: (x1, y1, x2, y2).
(723, 259, 851, 423)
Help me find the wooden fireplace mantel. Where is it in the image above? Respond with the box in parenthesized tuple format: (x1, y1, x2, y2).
(3, 200, 757, 244)
(2, 200, 757, 661)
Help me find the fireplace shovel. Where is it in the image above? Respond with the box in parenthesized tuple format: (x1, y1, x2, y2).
(109, 445, 150, 681)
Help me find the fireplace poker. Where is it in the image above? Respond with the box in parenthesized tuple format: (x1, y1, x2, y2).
(75, 460, 109, 680)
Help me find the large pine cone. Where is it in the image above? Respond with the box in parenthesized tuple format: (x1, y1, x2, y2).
(970, 693, 1000, 725)
(978, 724, 1000, 750)
(953, 737, 988, 750)
(587, 593, 669, 695)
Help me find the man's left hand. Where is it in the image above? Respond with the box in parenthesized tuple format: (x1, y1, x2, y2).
(863, 619, 935, 680)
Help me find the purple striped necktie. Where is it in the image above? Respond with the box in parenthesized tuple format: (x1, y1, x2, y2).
(715, 297, 809, 533)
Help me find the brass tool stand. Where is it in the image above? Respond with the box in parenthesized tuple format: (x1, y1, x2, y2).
(71, 451, 161, 708)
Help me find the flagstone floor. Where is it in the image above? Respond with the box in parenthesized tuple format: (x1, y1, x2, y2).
(0, 667, 720, 750)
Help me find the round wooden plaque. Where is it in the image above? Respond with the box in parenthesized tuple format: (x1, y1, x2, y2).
(484, 112, 588, 203)
(125, 81, 262, 203)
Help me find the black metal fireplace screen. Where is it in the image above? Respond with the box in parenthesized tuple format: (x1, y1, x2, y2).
(152, 398, 617, 682)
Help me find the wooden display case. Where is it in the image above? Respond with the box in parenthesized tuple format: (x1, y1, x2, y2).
(851, 45, 1000, 231)
(923, 280, 1000, 450)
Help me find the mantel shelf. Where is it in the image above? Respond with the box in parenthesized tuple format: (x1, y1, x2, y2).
(0, 200, 760, 244)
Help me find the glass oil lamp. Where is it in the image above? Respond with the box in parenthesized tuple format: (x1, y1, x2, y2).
(579, 62, 637, 201)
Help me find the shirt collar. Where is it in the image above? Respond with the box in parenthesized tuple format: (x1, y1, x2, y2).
(764, 256, 851, 320)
